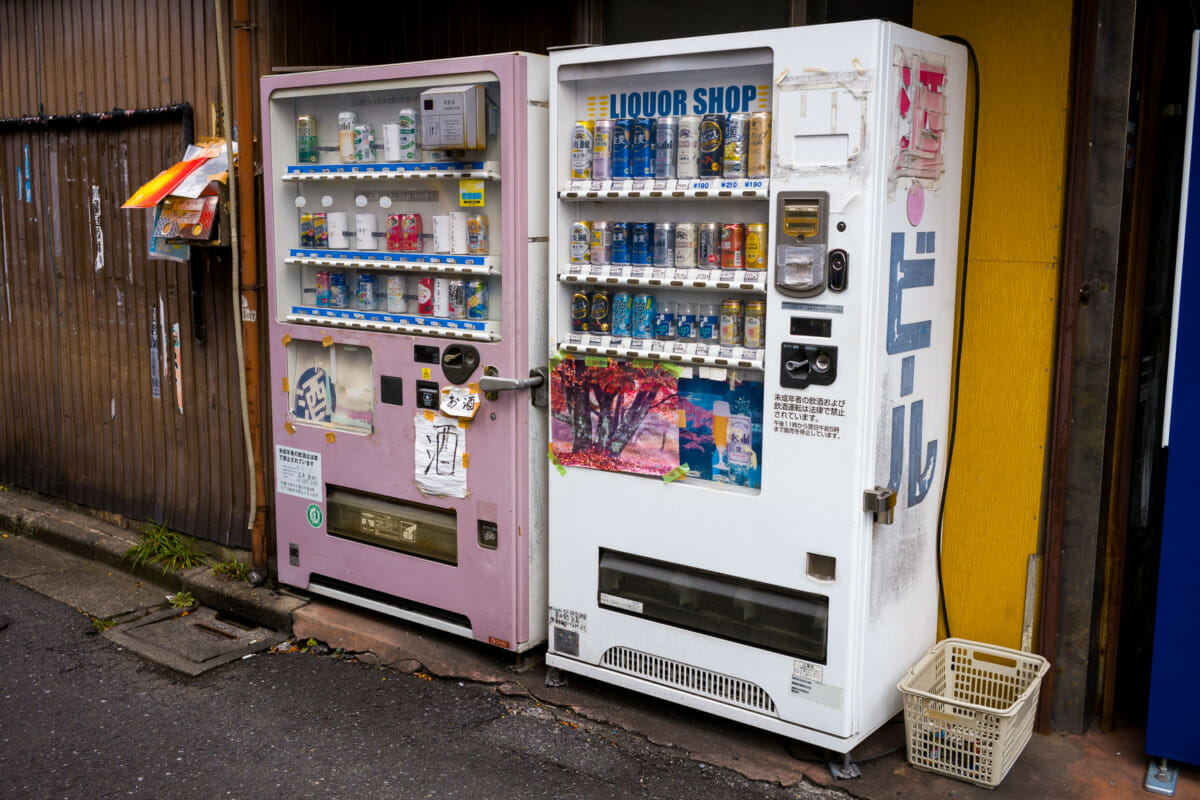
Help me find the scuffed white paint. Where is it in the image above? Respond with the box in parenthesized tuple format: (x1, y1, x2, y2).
(120, 147, 134, 282)
(111, 398, 116, 420)
(159, 295, 168, 379)
(91, 185, 105, 271)
(1, 187, 11, 322)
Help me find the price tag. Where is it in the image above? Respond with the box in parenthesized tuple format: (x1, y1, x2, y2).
(587, 335, 606, 348)
(589, 181, 606, 193)
(628, 338, 646, 350)
(650, 341, 666, 353)
(568, 263, 583, 275)
(691, 180, 713, 192)
(672, 342, 689, 355)
(629, 179, 647, 192)
(719, 270, 737, 282)
(718, 346, 736, 359)
(588, 264, 606, 277)
(567, 333, 584, 345)
(719, 180, 739, 190)
(744, 179, 766, 190)
(651, 268, 668, 280)
(608, 337, 628, 349)
(440, 386, 481, 419)
(652, 180, 670, 192)
(740, 348, 760, 362)
(629, 267, 646, 279)
(568, 180, 588, 194)
(693, 345, 712, 358)
(607, 266, 627, 280)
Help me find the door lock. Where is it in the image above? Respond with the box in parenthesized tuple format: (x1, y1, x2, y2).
(477, 367, 548, 407)
(863, 487, 896, 525)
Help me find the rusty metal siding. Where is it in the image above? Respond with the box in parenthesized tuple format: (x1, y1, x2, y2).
(1, 0, 249, 546)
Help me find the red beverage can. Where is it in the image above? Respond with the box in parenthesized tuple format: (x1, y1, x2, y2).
(417, 277, 435, 315)
(401, 213, 423, 252)
(720, 223, 746, 269)
(386, 214, 404, 251)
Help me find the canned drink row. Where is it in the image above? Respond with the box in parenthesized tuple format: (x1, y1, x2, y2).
(313, 271, 489, 320)
(300, 211, 488, 255)
(569, 290, 764, 348)
(572, 220, 767, 270)
(296, 110, 421, 165)
(571, 113, 771, 181)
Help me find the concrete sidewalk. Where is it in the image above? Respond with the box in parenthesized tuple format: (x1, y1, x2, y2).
(1, 487, 1196, 799)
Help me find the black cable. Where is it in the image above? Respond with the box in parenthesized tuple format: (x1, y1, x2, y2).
(933, 35, 981, 641)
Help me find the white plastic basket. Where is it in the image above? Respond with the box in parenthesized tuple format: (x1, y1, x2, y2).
(897, 638, 1050, 788)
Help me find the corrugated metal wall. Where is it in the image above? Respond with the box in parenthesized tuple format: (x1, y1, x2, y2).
(0, 0, 249, 545)
(0, 0, 577, 548)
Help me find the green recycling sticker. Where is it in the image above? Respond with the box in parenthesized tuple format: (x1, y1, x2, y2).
(306, 504, 324, 528)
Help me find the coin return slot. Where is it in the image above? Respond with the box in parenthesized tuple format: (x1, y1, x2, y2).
(806, 553, 837, 582)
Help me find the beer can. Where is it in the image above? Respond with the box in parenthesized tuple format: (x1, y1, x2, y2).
(447, 279, 468, 319)
(355, 273, 377, 311)
(631, 294, 656, 338)
(571, 290, 591, 332)
(631, 222, 653, 266)
(449, 211, 469, 253)
(396, 108, 420, 162)
(698, 303, 719, 344)
(743, 300, 766, 348)
(631, 118, 656, 179)
(590, 221, 612, 266)
(589, 289, 612, 333)
(433, 277, 450, 317)
(654, 299, 676, 341)
(570, 221, 592, 264)
(676, 115, 701, 180)
(749, 111, 772, 178)
(385, 275, 406, 313)
(381, 123, 403, 162)
(611, 291, 632, 336)
(745, 223, 768, 269)
(719, 299, 744, 347)
(315, 271, 332, 307)
(652, 222, 676, 267)
(329, 272, 349, 308)
(417, 277, 436, 315)
(697, 222, 721, 268)
(720, 223, 746, 269)
(677, 302, 697, 342)
(465, 279, 489, 320)
(337, 111, 358, 163)
(466, 214, 489, 254)
(610, 222, 631, 266)
(674, 222, 697, 268)
(353, 124, 375, 163)
(571, 121, 594, 179)
(653, 117, 678, 180)
(723, 113, 750, 178)
(299, 213, 315, 248)
(699, 114, 725, 177)
(355, 213, 379, 251)
(592, 120, 614, 180)
(327, 212, 350, 249)
(312, 212, 328, 248)
(611, 119, 632, 179)
(401, 213, 423, 253)
(297, 115, 319, 164)
(386, 214, 404, 251)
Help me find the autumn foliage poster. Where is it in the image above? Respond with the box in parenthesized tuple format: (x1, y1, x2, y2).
(550, 358, 680, 477)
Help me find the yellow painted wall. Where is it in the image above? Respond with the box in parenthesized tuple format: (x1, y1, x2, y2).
(912, 0, 1074, 648)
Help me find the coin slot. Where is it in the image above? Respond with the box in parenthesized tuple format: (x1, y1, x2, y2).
(806, 553, 837, 582)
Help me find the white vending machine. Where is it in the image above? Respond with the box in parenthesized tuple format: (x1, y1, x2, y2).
(545, 22, 966, 753)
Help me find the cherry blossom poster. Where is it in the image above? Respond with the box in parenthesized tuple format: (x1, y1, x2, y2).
(550, 358, 679, 478)
(677, 375, 763, 489)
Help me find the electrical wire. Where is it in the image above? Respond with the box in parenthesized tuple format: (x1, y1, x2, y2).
(934, 35, 982, 641)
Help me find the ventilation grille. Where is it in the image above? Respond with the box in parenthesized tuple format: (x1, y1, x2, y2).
(601, 646, 778, 716)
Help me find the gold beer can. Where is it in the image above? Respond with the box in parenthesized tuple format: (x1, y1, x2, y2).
(749, 111, 772, 178)
(743, 300, 766, 348)
(571, 120, 595, 180)
(745, 223, 768, 269)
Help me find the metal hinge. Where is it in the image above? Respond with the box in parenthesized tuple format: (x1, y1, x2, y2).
(863, 487, 896, 525)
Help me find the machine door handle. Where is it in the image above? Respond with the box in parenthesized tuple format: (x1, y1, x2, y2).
(478, 367, 548, 407)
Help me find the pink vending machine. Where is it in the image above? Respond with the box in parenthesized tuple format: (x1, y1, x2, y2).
(261, 53, 549, 652)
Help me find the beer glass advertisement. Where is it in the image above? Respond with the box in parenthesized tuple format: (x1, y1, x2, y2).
(550, 357, 679, 477)
(678, 376, 762, 489)
(289, 340, 375, 432)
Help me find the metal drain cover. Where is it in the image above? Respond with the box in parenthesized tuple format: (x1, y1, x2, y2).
(103, 606, 286, 675)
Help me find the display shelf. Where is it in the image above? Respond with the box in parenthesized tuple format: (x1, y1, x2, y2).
(287, 249, 497, 276)
(559, 177, 769, 200)
(559, 332, 763, 370)
(282, 161, 501, 181)
(287, 305, 499, 341)
(558, 264, 765, 293)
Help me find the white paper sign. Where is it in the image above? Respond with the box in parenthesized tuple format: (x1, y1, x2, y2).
(414, 413, 468, 498)
(276, 445, 322, 502)
(439, 387, 480, 419)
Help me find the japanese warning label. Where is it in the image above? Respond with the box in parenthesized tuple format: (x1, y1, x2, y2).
(276, 445, 322, 501)
(772, 392, 846, 439)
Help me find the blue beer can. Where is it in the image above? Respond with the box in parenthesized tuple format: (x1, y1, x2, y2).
(631, 222, 653, 265)
(631, 118, 656, 179)
(631, 293, 656, 338)
(610, 222, 631, 265)
(611, 292, 632, 336)
(611, 119, 632, 179)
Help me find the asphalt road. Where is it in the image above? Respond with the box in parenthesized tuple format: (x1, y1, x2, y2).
(0, 577, 840, 800)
